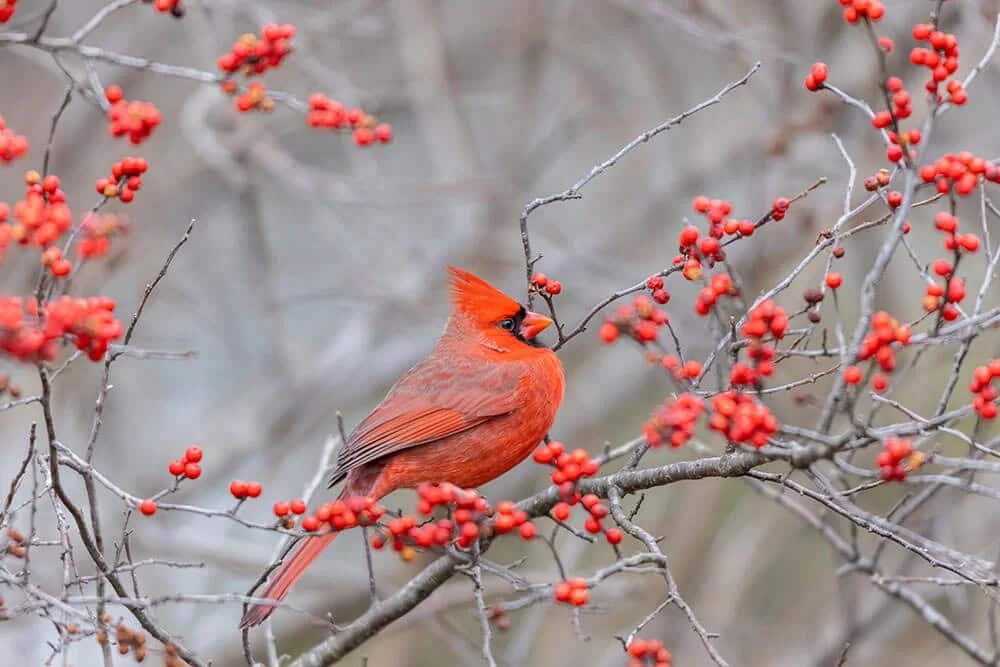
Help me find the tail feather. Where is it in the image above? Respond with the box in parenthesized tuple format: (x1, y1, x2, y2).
(240, 531, 338, 628)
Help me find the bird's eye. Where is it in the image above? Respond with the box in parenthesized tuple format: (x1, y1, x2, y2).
(499, 318, 515, 331)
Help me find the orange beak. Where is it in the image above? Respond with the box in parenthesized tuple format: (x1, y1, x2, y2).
(519, 310, 553, 340)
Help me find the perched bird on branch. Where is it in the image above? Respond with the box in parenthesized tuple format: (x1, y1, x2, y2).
(241, 266, 564, 628)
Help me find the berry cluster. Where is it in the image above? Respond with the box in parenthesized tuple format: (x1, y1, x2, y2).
(78, 212, 128, 259)
(530, 272, 562, 296)
(644, 275, 670, 306)
(598, 296, 669, 345)
(627, 638, 673, 667)
(40, 247, 72, 278)
(12, 171, 72, 249)
(682, 195, 763, 279)
(843, 311, 911, 389)
(1, 296, 126, 363)
(109, 622, 149, 661)
(0, 0, 15, 23)
(300, 495, 384, 536)
(708, 391, 778, 448)
(306, 94, 393, 146)
(217, 24, 296, 77)
(553, 577, 589, 606)
(229, 479, 263, 500)
(910, 23, 965, 103)
(920, 152, 1000, 196)
(373, 485, 501, 556)
(872, 77, 917, 128)
(95, 156, 149, 203)
(532, 441, 600, 491)
(0, 115, 28, 163)
(803, 62, 828, 91)
(741, 299, 789, 342)
(231, 82, 274, 113)
(142, 0, 184, 17)
(5, 527, 26, 559)
(106, 86, 162, 145)
(839, 0, 885, 23)
(553, 493, 619, 543)
(970, 361, 1000, 420)
(660, 355, 702, 382)
(695, 272, 737, 316)
(876, 437, 915, 481)
(166, 445, 204, 481)
(642, 393, 705, 448)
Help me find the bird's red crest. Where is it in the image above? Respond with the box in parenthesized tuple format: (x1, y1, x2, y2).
(448, 266, 522, 323)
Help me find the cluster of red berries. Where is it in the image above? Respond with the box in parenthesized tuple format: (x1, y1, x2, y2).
(642, 393, 705, 448)
(843, 311, 911, 389)
(730, 341, 777, 387)
(872, 77, 917, 128)
(660, 355, 702, 383)
(218, 24, 296, 76)
(741, 300, 789, 343)
(839, 0, 885, 23)
(12, 171, 72, 249)
(0, 115, 28, 163)
(0, 296, 122, 362)
(305, 94, 393, 146)
(627, 638, 673, 667)
(910, 23, 965, 103)
(553, 577, 590, 606)
(970, 361, 1000, 420)
(876, 437, 915, 481)
(644, 275, 670, 306)
(0, 0, 16, 23)
(229, 480, 263, 500)
(695, 273, 737, 317)
(374, 484, 504, 555)
(95, 156, 149, 203)
(40, 247, 72, 278)
(106, 86, 162, 145)
(295, 495, 385, 535)
(166, 445, 204, 481)
(803, 62, 828, 91)
(142, 0, 183, 17)
(552, 493, 620, 544)
(78, 212, 128, 259)
(228, 82, 274, 113)
(532, 441, 600, 489)
(708, 391, 778, 448)
(598, 296, 669, 345)
(920, 152, 1000, 196)
(530, 272, 562, 296)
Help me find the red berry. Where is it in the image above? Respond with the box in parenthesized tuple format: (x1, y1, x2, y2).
(139, 499, 157, 516)
(810, 62, 828, 83)
(246, 481, 262, 498)
(374, 123, 393, 143)
(518, 522, 536, 540)
(531, 272, 548, 287)
(825, 272, 842, 289)
(290, 499, 307, 515)
(545, 280, 562, 295)
(184, 445, 203, 463)
(843, 366, 862, 384)
(301, 516, 320, 532)
(229, 480, 248, 498)
(599, 321, 618, 343)
(168, 460, 185, 476)
(273, 501, 290, 517)
(605, 527, 623, 545)
(183, 462, 201, 480)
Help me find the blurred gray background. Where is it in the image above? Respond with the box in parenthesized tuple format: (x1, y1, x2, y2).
(2, 0, 1000, 664)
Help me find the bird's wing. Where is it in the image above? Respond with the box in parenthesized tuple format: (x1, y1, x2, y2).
(331, 353, 523, 484)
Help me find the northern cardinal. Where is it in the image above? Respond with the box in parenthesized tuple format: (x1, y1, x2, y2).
(240, 266, 564, 628)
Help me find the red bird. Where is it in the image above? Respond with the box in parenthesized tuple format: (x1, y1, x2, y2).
(240, 266, 564, 628)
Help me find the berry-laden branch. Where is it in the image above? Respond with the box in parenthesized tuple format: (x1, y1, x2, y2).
(518, 61, 761, 308)
(3, 2, 1000, 667)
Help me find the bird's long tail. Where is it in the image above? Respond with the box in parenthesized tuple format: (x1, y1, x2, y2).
(240, 529, 338, 628)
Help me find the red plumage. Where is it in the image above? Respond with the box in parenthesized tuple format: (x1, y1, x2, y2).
(240, 266, 564, 628)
